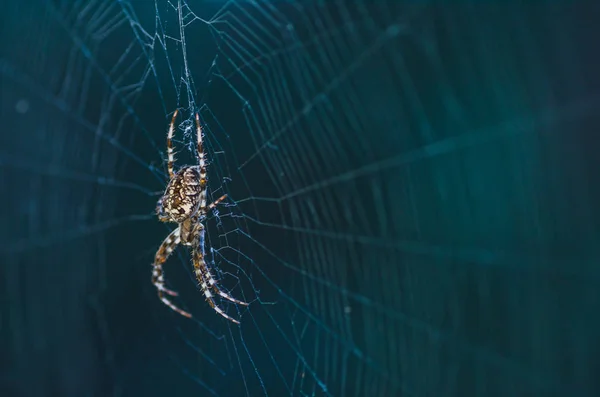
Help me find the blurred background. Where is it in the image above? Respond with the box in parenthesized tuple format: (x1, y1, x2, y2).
(1, 1, 599, 396)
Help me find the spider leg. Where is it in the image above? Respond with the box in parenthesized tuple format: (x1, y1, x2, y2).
(208, 194, 227, 210)
(204, 264, 249, 306)
(194, 113, 209, 213)
(166, 110, 179, 179)
(194, 113, 205, 177)
(194, 113, 228, 216)
(192, 248, 243, 324)
(192, 114, 244, 323)
(194, 196, 245, 307)
(152, 227, 192, 318)
(197, 193, 228, 218)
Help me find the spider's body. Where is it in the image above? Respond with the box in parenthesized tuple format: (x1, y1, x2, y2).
(158, 166, 203, 225)
(151, 110, 247, 324)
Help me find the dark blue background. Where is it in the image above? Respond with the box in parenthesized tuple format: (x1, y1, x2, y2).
(1, 2, 599, 396)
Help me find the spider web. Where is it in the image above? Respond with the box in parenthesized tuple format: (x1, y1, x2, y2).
(2, 1, 600, 396)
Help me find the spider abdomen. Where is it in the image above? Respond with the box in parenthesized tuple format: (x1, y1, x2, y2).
(161, 166, 203, 222)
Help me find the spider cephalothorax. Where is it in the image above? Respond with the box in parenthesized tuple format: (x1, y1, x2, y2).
(151, 110, 247, 324)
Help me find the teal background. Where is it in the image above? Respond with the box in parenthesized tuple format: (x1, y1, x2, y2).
(1, 2, 599, 396)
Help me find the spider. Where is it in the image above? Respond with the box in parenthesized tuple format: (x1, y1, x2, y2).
(152, 110, 248, 324)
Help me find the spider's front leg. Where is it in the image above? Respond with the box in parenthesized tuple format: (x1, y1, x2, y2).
(153, 227, 192, 318)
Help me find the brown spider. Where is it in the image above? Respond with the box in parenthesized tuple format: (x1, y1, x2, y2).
(152, 110, 248, 324)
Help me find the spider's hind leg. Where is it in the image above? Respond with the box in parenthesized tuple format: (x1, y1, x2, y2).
(200, 195, 246, 306)
(153, 227, 192, 318)
(204, 267, 249, 306)
(192, 248, 245, 324)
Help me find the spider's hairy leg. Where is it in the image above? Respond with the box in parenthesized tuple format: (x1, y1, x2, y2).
(166, 109, 179, 179)
(198, 193, 229, 218)
(152, 227, 192, 318)
(194, 113, 209, 212)
(204, 264, 249, 307)
(194, 113, 205, 178)
(208, 194, 228, 211)
(192, 248, 243, 324)
(193, 113, 228, 216)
